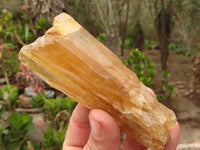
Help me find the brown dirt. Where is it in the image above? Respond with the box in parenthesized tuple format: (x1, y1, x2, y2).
(124, 49, 200, 145)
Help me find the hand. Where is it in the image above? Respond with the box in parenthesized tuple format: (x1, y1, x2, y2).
(63, 104, 180, 150)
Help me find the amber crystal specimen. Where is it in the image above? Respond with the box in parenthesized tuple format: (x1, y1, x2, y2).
(18, 13, 176, 150)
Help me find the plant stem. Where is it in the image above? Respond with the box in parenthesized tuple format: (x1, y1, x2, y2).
(59, 121, 65, 131)
(0, 48, 13, 111)
(14, 32, 25, 46)
(3, 70, 10, 87)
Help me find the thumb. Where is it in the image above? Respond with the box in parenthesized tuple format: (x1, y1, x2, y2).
(83, 109, 121, 150)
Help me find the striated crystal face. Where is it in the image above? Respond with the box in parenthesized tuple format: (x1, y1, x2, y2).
(18, 13, 176, 150)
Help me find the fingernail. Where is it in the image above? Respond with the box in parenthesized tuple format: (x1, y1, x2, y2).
(89, 115, 102, 138)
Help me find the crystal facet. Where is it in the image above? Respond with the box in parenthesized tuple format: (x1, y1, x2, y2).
(18, 13, 176, 150)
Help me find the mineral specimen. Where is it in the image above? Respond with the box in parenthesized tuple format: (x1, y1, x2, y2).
(18, 13, 177, 150)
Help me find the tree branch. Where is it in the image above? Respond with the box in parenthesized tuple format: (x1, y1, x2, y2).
(133, 0, 142, 20)
(154, 0, 158, 16)
(95, 1, 110, 34)
(116, 0, 126, 16)
(107, 0, 115, 26)
(125, 0, 129, 29)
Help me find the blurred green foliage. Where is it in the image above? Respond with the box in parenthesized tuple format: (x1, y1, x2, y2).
(31, 92, 46, 108)
(169, 42, 190, 56)
(161, 70, 177, 100)
(43, 97, 77, 117)
(0, 45, 20, 77)
(123, 48, 156, 87)
(31, 92, 77, 149)
(0, 82, 76, 149)
(124, 38, 134, 49)
(35, 17, 49, 30)
(0, 112, 36, 150)
(0, 9, 50, 78)
(144, 39, 159, 50)
(32, 93, 77, 117)
(96, 33, 106, 43)
(0, 9, 35, 45)
(42, 127, 66, 149)
(0, 84, 19, 110)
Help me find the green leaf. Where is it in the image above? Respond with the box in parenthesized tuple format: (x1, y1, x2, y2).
(44, 98, 59, 117)
(96, 33, 106, 43)
(42, 127, 55, 148)
(35, 17, 49, 30)
(3, 11, 13, 24)
(8, 112, 34, 140)
(28, 141, 40, 150)
(147, 69, 155, 78)
(124, 38, 134, 49)
(0, 25, 2, 32)
(9, 86, 19, 105)
(147, 62, 155, 69)
(1, 85, 19, 105)
(4, 43, 17, 49)
(162, 70, 171, 79)
(54, 130, 66, 146)
(31, 92, 46, 108)
(60, 97, 77, 113)
(25, 24, 29, 43)
(168, 85, 177, 92)
(6, 141, 23, 150)
(156, 95, 164, 101)
(44, 97, 77, 117)
(124, 48, 156, 87)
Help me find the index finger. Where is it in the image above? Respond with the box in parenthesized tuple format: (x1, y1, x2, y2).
(63, 103, 91, 149)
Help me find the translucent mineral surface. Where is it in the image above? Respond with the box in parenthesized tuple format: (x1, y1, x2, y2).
(18, 13, 177, 150)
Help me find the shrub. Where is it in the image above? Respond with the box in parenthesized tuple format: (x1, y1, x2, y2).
(0, 44, 20, 77)
(31, 93, 77, 149)
(0, 112, 36, 150)
(161, 70, 177, 100)
(124, 38, 134, 49)
(35, 17, 49, 30)
(144, 39, 159, 50)
(42, 127, 66, 150)
(0, 9, 50, 79)
(169, 42, 190, 56)
(96, 33, 106, 43)
(0, 9, 35, 46)
(0, 84, 19, 110)
(43, 96, 77, 118)
(123, 48, 156, 87)
(31, 92, 46, 108)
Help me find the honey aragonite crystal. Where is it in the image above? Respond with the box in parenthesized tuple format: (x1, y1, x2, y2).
(18, 13, 176, 150)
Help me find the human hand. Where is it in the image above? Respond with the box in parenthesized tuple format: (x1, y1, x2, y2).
(63, 103, 180, 150)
